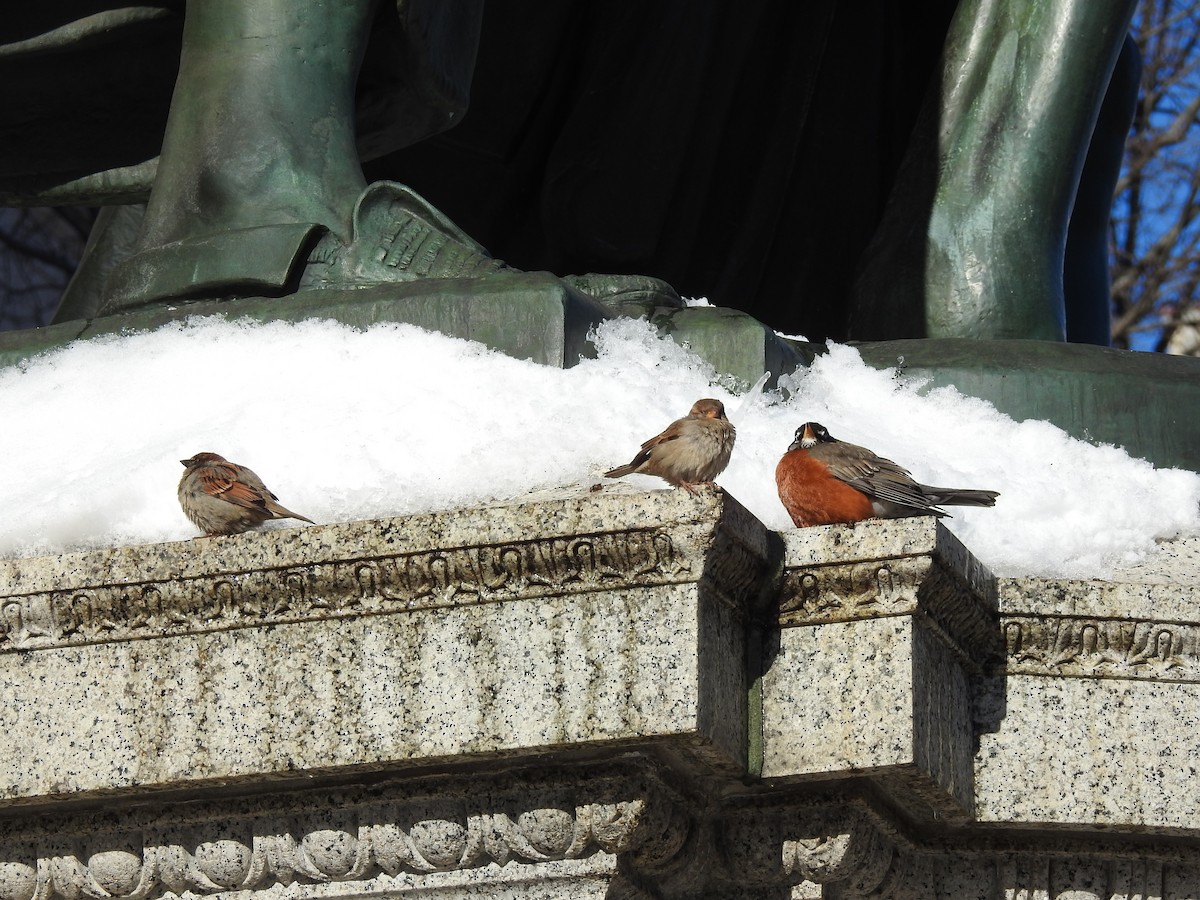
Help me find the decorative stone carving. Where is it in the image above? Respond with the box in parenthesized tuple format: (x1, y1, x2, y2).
(0, 778, 690, 900)
(708, 798, 913, 900)
(782, 817, 896, 895)
(775, 519, 999, 665)
(0, 527, 697, 653)
(1000, 613, 1194, 680)
(4, 498, 1200, 898)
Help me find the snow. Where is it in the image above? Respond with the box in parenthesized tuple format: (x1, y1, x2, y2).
(0, 315, 1197, 578)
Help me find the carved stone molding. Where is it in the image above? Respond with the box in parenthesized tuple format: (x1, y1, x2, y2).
(781, 811, 898, 895)
(907, 849, 1200, 899)
(1000, 614, 1198, 682)
(777, 521, 999, 668)
(0, 776, 691, 900)
(710, 799, 902, 897)
(0, 526, 697, 654)
(712, 799, 1200, 899)
(780, 557, 929, 623)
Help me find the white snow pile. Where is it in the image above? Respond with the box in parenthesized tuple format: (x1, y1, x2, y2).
(0, 314, 1196, 578)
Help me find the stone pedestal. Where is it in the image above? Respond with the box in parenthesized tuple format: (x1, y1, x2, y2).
(762, 521, 999, 822)
(2, 488, 1199, 898)
(977, 575, 1200, 831)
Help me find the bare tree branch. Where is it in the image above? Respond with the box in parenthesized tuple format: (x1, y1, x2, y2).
(1110, 0, 1200, 353)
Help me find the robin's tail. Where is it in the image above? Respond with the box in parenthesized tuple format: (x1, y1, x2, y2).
(922, 487, 999, 508)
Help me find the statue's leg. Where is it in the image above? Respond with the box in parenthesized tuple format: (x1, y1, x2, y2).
(140, 0, 373, 250)
(100, 0, 379, 311)
(79, 0, 677, 317)
(851, 0, 1136, 341)
(1063, 34, 1140, 346)
(99, 0, 507, 311)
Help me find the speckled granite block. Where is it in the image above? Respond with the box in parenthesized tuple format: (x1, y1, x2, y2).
(761, 519, 999, 820)
(975, 574, 1200, 831)
(1108, 534, 1200, 586)
(0, 486, 773, 806)
(10, 496, 1200, 899)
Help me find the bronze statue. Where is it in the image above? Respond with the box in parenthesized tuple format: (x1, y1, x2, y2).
(0, 0, 1136, 341)
(3, 1, 1198, 473)
(1, 1, 675, 321)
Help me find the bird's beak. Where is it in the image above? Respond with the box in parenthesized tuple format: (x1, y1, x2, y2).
(787, 424, 814, 453)
(180, 459, 191, 467)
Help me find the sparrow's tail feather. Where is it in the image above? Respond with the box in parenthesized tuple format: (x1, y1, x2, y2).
(268, 502, 315, 524)
(604, 464, 637, 479)
(922, 487, 999, 508)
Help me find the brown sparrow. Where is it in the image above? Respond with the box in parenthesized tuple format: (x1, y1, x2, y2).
(605, 398, 736, 491)
(178, 452, 314, 536)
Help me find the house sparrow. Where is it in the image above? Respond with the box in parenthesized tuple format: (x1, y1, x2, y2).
(605, 398, 736, 491)
(776, 422, 998, 527)
(178, 452, 314, 535)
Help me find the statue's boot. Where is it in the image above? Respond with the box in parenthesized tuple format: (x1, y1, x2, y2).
(68, 182, 680, 321)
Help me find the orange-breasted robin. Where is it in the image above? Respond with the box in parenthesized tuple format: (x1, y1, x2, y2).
(775, 422, 998, 527)
(605, 398, 735, 491)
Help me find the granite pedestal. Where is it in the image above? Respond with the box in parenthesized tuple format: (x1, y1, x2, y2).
(2, 489, 1199, 898)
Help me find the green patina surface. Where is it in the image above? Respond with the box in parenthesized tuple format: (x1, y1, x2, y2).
(852, 339, 1200, 474)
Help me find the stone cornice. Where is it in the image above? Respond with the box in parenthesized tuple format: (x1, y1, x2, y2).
(0, 525, 696, 653)
(0, 488, 775, 654)
(997, 577, 1200, 682)
(0, 773, 691, 900)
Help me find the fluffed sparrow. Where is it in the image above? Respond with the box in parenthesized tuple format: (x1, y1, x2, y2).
(605, 398, 736, 491)
(178, 452, 314, 536)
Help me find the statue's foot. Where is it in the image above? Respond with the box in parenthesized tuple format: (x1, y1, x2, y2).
(88, 181, 680, 317)
(561, 273, 684, 315)
(299, 181, 682, 310)
(299, 181, 508, 287)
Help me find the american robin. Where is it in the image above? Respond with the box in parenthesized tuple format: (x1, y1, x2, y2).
(179, 452, 314, 536)
(605, 398, 736, 491)
(775, 422, 998, 527)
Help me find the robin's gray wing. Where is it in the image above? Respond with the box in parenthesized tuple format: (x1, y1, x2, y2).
(807, 441, 942, 512)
